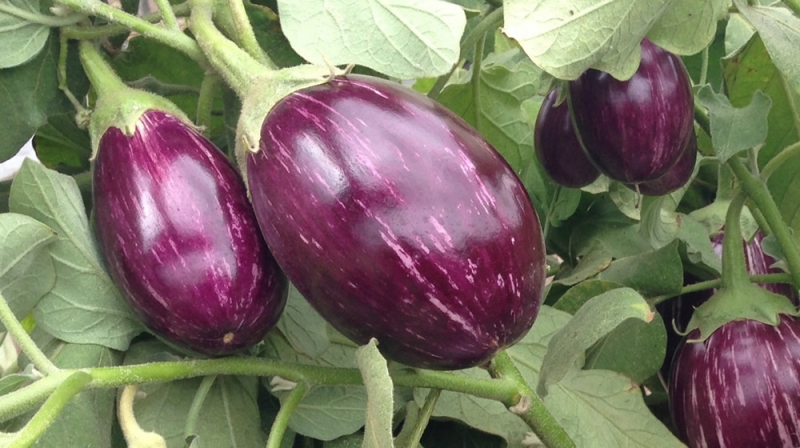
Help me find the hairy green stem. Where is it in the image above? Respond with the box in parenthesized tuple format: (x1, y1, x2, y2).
(56, 0, 205, 64)
(699, 46, 709, 86)
(0, 293, 57, 375)
(0, 3, 86, 27)
(748, 203, 771, 236)
(61, 3, 191, 40)
(648, 273, 793, 306)
(761, 141, 800, 182)
(196, 73, 221, 135)
(225, 0, 275, 68)
(693, 103, 712, 147)
(428, 6, 503, 100)
(0, 372, 74, 423)
(722, 193, 749, 290)
(183, 375, 216, 441)
(78, 41, 126, 98)
(153, 0, 179, 30)
(7, 372, 91, 447)
(266, 382, 307, 448)
(728, 157, 800, 290)
(471, 32, 486, 129)
(118, 384, 166, 447)
(491, 352, 575, 448)
(403, 389, 440, 448)
(58, 31, 87, 113)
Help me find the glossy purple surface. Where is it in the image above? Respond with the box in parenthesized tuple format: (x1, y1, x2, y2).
(629, 129, 697, 196)
(534, 89, 600, 188)
(94, 111, 287, 356)
(669, 317, 800, 448)
(569, 39, 694, 183)
(247, 75, 546, 370)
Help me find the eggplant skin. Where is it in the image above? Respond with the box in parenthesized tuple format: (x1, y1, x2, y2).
(248, 75, 546, 370)
(94, 111, 288, 356)
(569, 39, 694, 183)
(627, 129, 697, 196)
(534, 89, 600, 188)
(669, 317, 800, 448)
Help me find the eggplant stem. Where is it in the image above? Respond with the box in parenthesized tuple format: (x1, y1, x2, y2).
(265, 382, 307, 448)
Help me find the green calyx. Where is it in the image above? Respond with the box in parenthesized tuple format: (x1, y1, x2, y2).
(684, 192, 800, 342)
(78, 41, 194, 159)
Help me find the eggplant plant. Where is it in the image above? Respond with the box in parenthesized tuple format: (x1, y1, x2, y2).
(1, 1, 800, 447)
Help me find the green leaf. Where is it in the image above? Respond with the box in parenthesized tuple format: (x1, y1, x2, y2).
(735, 0, 800, 97)
(638, 195, 679, 249)
(647, 0, 727, 55)
(8, 160, 142, 350)
(553, 240, 613, 286)
(609, 182, 640, 221)
(0, 0, 49, 69)
(724, 13, 756, 57)
(547, 186, 582, 228)
(598, 241, 684, 297)
(695, 85, 772, 162)
(503, 0, 672, 80)
(123, 340, 266, 448)
(553, 280, 625, 314)
(0, 213, 56, 331)
(723, 34, 800, 164)
(355, 339, 394, 448)
(33, 114, 92, 171)
(276, 0, 466, 79)
(276, 283, 330, 358)
(585, 312, 666, 383)
(536, 288, 654, 396)
(438, 49, 542, 172)
(244, 3, 305, 69)
(0, 32, 87, 162)
(0, 373, 35, 396)
(11, 328, 122, 448)
(677, 213, 722, 273)
(569, 197, 653, 259)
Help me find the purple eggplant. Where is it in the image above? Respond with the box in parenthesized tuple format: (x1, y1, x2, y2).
(668, 316, 800, 448)
(534, 89, 600, 188)
(93, 111, 287, 356)
(247, 75, 546, 370)
(627, 129, 697, 196)
(568, 39, 694, 184)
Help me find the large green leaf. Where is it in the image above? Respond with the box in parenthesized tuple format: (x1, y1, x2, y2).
(33, 114, 92, 172)
(503, 0, 672, 80)
(647, 0, 727, 55)
(585, 312, 666, 383)
(0, 0, 49, 69)
(276, 283, 330, 358)
(0, 213, 56, 331)
(277, 0, 466, 79)
(8, 160, 142, 350)
(123, 340, 266, 448)
(437, 49, 542, 172)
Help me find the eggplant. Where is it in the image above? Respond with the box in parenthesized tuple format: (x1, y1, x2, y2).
(93, 111, 288, 356)
(668, 316, 800, 448)
(247, 75, 546, 370)
(534, 89, 600, 188)
(627, 129, 697, 196)
(568, 39, 694, 184)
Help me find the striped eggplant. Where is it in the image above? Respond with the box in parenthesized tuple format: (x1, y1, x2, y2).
(534, 89, 600, 188)
(668, 231, 800, 447)
(247, 75, 546, 370)
(568, 39, 694, 184)
(627, 129, 697, 196)
(94, 111, 288, 356)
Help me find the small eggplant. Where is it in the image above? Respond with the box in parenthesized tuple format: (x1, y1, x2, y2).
(627, 129, 697, 196)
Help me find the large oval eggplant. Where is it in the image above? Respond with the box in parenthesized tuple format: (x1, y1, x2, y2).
(668, 316, 800, 448)
(627, 129, 697, 196)
(569, 39, 694, 184)
(247, 75, 546, 370)
(534, 89, 600, 188)
(94, 110, 288, 356)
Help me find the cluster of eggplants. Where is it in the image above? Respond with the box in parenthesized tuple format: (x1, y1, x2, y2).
(246, 75, 547, 370)
(535, 39, 696, 194)
(93, 111, 288, 356)
(666, 231, 800, 447)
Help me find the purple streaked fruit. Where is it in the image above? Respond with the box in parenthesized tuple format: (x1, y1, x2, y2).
(627, 129, 697, 196)
(668, 316, 800, 448)
(93, 110, 288, 356)
(247, 75, 546, 370)
(534, 89, 600, 188)
(568, 39, 694, 184)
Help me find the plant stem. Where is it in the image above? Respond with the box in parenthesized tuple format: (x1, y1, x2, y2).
(266, 382, 307, 448)
(722, 193, 749, 290)
(196, 73, 221, 135)
(699, 46, 709, 86)
(118, 384, 166, 447)
(0, 3, 86, 27)
(403, 389, 440, 448)
(153, 0, 179, 30)
(225, 0, 275, 68)
(61, 3, 191, 40)
(428, 6, 503, 100)
(728, 156, 800, 290)
(471, 32, 486, 129)
(760, 141, 800, 182)
(57, 0, 206, 64)
(693, 103, 712, 145)
(648, 273, 793, 306)
(8, 372, 91, 447)
(183, 375, 216, 441)
(78, 41, 126, 98)
(0, 293, 57, 375)
(491, 352, 575, 448)
(0, 371, 73, 423)
(58, 30, 87, 114)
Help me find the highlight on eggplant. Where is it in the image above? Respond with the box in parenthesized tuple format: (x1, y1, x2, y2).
(93, 110, 288, 356)
(246, 75, 546, 370)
